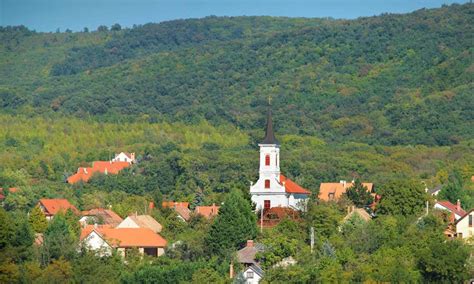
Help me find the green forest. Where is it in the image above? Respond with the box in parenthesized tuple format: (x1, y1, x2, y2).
(0, 3, 473, 283)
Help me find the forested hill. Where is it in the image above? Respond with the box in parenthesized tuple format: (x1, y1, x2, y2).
(1, 3, 473, 146)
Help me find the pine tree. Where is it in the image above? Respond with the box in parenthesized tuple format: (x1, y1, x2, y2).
(206, 189, 257, 256)
(345, 179, 373, 207)
(29, 205, 48, 233)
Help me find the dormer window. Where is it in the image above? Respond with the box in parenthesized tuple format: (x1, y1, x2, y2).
(328, 193, 335, 201)
(265, 179, 270, 188)
(265, 155, 270, 166)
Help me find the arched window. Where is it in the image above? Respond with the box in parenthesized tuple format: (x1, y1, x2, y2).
(265, 154, 270, 166)
(265, 179, 270, 188)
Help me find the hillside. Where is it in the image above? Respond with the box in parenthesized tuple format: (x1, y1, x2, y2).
(1, 3, 473, 146)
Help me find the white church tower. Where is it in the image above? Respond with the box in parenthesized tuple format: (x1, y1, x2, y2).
(250, 105, 310, 211)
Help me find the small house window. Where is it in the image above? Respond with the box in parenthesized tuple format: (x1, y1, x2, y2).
(469, 214, 473, 227)
(328, 193, 335, 201)
(265, 179, 270, 188)
(265, 155, 270, 166)
(246, 271, 254, 279)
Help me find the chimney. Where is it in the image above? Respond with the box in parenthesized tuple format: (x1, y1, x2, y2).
(246, 240, 254, 247)
(456, 199, 461, 212)
(83, 168, 88, 174)
(94, 223, 98, 229)
(131, 153, 135, 161)
(340, 180, 346, 187)
(149, 202, 155, 210)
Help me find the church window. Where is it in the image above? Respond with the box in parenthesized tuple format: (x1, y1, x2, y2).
(265, 179, 270, 188)
(264, 200, 271, 209)
(265, 155, 270, 166)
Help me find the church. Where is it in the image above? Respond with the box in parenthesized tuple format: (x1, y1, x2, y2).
(250, 107, 311, 211)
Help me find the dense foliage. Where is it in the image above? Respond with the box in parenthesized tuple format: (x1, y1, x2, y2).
(1, 4, 473, 145)
(0, 3, 473, 283)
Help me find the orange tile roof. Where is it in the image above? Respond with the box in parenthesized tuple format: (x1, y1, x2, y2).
(67, 161, 130, 184)
(82, 208, 123, 226)
(195, 204, 220, 219)
(319, 182, 373, 201)
(162, 201, 189, 208)
(39, 199, 79, 216)
(174, 206, 192, 221)
(82, 226, 167, 247)
(280, 175, 311, 194)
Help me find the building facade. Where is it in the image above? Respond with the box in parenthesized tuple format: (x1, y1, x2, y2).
(250, 108, 310, 211)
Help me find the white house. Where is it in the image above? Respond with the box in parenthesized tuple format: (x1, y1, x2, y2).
(112, 152, 136, 163)
(80, 226, 167, 257)
(250, 108, 310, 211)
(240, 265, 264, 284)
(434, 200, 466, 220)
(454, 209, 474, 240)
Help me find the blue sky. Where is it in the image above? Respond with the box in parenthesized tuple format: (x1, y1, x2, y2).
(0, 0, 468, 32)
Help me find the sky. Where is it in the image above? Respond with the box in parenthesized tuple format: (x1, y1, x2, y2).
(0, 0, 468, 32)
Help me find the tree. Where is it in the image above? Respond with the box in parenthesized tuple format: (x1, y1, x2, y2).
(306, 203, 342, 238)
(38, 258, 73, 284)
(345, 179, 373, 207)
(0, 208, 14, 249)
(366, 247, 420, 282)
(111, 23, 122, 31)
(206, 189, 257, 256)
(29, 205, 48, 233)
(191, 268, 225, 284)
(97, 25, 108, 32)
(418, 238, 470, 282)
(376, 180, 426, 216)
(41, 214, 77, 264)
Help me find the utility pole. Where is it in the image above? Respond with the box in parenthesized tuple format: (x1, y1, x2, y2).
(310, 227, 314, 254)
(260, 205, 263, 233)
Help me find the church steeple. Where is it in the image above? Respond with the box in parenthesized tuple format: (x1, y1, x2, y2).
(261, 101, 279, 145)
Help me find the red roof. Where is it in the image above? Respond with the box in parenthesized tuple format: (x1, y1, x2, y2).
(67, 161, 130, 184)
(319, 181, 373, 201)
(39, 199, 79, 216)
(82, 208, 123, 226)
(436, 200, 466, 217)
(81, 226, 167, 247)
(280, 175, 311, 194)
(162, 201, 189, 208)
(195, 204, 220, 219)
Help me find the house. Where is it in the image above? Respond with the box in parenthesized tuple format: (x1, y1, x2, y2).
(38, 198, 79, 220)
(117, 214, 162, 233)
(319, 181, 374, 202)
(162, 201, 191, 222)
(235, 240, 265, 284)
(425, 184, 443, 196)
(250, 107, 311, 211)
(0, 187, 19, 201)
(434, 200, 466, 220)
(80, 208, 123, 227)
(67, 161, 130, 184)
(195, 204, 219, 219)
(259, 207, 300, 228)
(112, 152, 136, 164)
(454, 209, 474, 240)
(80, 226, 167, 257)
(342, 206, 372, 223)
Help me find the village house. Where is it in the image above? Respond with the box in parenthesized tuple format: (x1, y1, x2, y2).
(67, 160, 131, 184)
(0, 187, 18, 202)
(434, 200, 466, 220)
(425, 184, 443, 196)
(117, 214, 163, 233)
(195, 204, 219, 219)
(162, 201, 192, 222)
(233, 240, 265, 284)
(80, 208, 123, 227)
(342, 206, 372, 223)
(250, 108, 311, 211)
(80, 226, 167, 257)
(112, 152, 136, 164)
(38, 198, 79, 220)
(454, 209, 474, 240)
(318, 180, 374, 202)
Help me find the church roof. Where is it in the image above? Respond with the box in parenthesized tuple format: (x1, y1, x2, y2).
(261, 107, 279, 145)
(280, 175, 311, 194)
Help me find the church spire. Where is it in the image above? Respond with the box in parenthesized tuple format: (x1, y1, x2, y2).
(261, 98, 279, 145)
